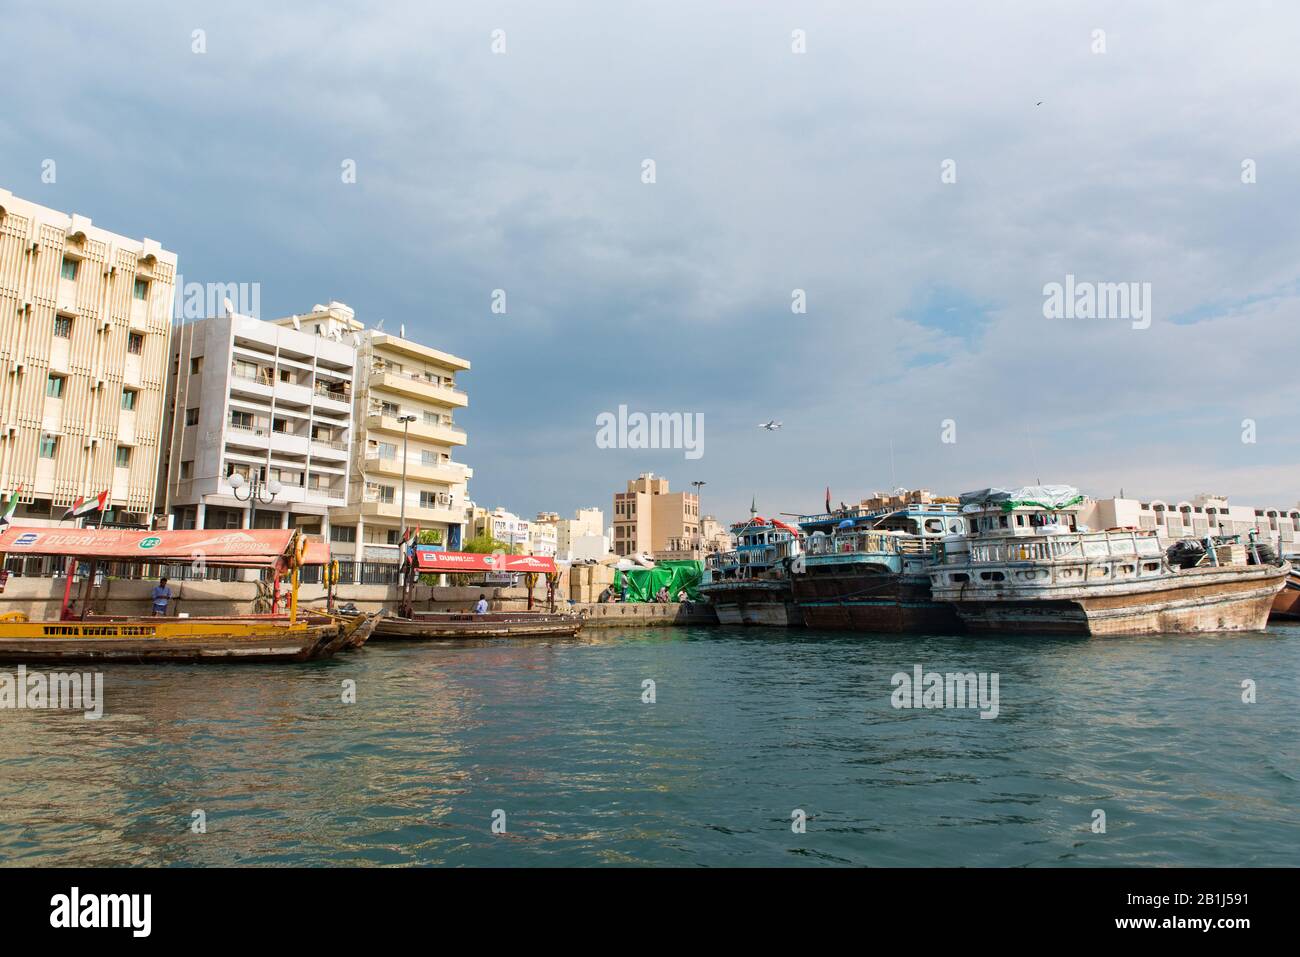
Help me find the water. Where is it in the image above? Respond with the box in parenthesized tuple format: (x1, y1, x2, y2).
(1, 625, 1297, 867)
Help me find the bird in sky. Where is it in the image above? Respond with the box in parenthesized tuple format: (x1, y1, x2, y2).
(759, 420, 783, 431)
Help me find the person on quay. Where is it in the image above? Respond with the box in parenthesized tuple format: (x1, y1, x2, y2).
(474, 593, 489, 615)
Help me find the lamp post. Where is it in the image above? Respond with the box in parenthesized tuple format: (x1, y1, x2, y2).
(228, 471, 282, 529)
(398, 414, 417, 543)
(691, 480, 706, 552)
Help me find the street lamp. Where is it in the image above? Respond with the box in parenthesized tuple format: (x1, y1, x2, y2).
(691, 480, 706, 550)
(398, 414, 417, 544)
(228, 472, 282, 529)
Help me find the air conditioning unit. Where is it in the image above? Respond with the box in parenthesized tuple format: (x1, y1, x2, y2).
(83, 437, 96, 449)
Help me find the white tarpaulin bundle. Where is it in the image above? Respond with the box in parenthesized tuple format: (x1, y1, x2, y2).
(959, 485, 1083, 511)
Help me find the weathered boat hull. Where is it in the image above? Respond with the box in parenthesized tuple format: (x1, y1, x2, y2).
(791, 571, 961, 632)
(699, 580, 803, 627)
(0, 615, 363, 663)
(1269, 572, 1300, 620)
(944, 564, 1288, 636)
(372, 611, 583, 640)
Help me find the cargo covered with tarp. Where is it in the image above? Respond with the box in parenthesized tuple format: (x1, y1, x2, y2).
(613, 560, 703, 601)
(959, 485, 1084, 512)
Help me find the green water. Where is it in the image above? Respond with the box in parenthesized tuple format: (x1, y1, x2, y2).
(0, 625, 1296, 866)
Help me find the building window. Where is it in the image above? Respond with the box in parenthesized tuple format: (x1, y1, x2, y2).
(127, 333, 144, 354)
(386, 529, 400, 545)
(121, 389, 137, 411)
(53, 316, 73, 338)
(60, 257, 79, 281)
(185, 407, 199, 426)
(378, 442, 397, 459)
(230, 410, 256, 430)
(190, 356, 203, 374)
(133, 278, 149, 300)
(330, 525, 356, 543)
(272, 418, 288, 433)
(115, 446, 132, 468)
(46, 374, 65, 398)
(179, 460, 193, 479)
(39, 434, 58, 458)
(420, 491, 439, 509)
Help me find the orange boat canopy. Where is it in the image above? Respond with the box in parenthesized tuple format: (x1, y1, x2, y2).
(0, 527, 298, 566)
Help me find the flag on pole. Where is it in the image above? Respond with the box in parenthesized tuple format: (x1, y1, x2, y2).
(0, 485, 21, 529)
(60, 489, 109, 522)
(825, 486, 832, 513)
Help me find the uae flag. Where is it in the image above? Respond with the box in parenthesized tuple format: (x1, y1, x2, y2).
(0, 485, 21, 529)
(61, 489, 109, 522)
(825, 486, 832, 513)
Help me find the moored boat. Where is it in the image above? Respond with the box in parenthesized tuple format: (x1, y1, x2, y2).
(373, 610, 583, 640)
(373, 542, 580, 639)
(0, 526, 370, 662)
(1270, 569, 1300, 620)
(792, 502, 964, 632)
(930, 485, 1291, 636)
(700, 516, 803, 626)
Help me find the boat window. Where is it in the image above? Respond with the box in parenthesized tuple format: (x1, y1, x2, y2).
(1016, 515, 1025, 526)
(979, 571, 1005, 582)
(924, 519, 943, 533)
(999, 516, 1009, 528)
(950, 573, 969, 583)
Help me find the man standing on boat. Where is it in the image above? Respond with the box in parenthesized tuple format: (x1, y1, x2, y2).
(474, 594, 489, 615)
(152, 577, 173, 617)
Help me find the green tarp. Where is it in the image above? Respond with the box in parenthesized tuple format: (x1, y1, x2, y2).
(613, 560, 704, 602)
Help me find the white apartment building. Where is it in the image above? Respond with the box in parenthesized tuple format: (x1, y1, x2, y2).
(1081, 493, 1300, 556)
(0, 188, 177, 525)
(160, 307, 356, 533)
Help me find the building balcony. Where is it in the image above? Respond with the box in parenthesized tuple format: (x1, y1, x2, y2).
(363, 452, 469, 485)
(310, 438, 349, 460)
(351, 495, 464, 526)
(365, 412, 467, 446)
(371, 370, 468, 408)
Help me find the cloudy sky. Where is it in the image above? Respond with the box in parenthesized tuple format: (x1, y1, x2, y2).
(5, 1, 1298, 523)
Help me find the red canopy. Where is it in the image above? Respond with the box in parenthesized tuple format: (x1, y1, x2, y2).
(413, 550, 557, 574)
(0, 527, 297, 566)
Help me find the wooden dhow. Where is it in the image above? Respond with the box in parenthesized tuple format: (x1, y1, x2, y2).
(0, 527, 374, 662)
(792, 503, 964, 632)
(1270, 568, 1300, 620)
(700, 516, 804, 626)
(930, 486, 1290, 636)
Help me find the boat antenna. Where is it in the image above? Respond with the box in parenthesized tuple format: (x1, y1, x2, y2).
(1025, 427, 1041, 485)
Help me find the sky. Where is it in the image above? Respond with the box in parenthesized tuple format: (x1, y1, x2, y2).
(4, 1, 1298, 525)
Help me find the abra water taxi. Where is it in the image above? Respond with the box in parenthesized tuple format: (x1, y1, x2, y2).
(792, 503, 964, 632)
(0, 527, 374, 662)
(929, 486, 1290, 636)
(372, 545, 583, 639)
(700, 516, 804, 626)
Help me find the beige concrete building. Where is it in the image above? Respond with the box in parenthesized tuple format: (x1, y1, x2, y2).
(0, 189, 176, 525)
(319, 309, 472, 562)
(612, 473, 699, 556)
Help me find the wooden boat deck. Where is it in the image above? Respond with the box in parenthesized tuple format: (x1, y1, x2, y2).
(372, 611, 583, 640)
(0, 611, 377, 663)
